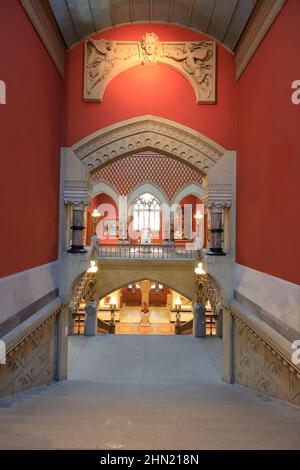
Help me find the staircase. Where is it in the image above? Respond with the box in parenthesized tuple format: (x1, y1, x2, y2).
(0, 336, 300, 449)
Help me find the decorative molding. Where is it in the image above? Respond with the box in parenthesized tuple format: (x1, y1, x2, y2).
(20, 0, 66, 77)
(84, 33, 216, 103)
(235, 0, 286, 80)
(72, 115, 226, 176)
(203, 182, 232, 207)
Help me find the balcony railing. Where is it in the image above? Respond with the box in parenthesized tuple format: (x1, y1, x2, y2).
(97, 243, 196, 260)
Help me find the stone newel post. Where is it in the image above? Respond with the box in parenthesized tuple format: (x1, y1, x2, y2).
(68, 202, 88, 253)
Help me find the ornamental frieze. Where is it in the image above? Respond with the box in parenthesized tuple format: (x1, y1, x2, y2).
(84, 33, 216, 104)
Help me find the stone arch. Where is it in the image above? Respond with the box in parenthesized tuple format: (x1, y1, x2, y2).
(95, 260, 196, 303)
(171, 182, 204, 205)
(72, 115, 226, 176)
(92, 180, 120, 208)
(127, 181, 170, 207)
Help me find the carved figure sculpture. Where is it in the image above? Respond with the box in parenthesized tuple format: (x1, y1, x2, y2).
(140, 32, 160, 63)
(84, 34, 216, 103)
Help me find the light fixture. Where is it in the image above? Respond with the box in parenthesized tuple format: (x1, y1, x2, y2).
(92, 209, 101, 218)
(174, 296, 182, 310)
(109, 296, 117, 309)
(194, 262, 206, 275)
(87, 260, 98, 273)
(194, 211, 203, 220)
(174, 296, 182, 327)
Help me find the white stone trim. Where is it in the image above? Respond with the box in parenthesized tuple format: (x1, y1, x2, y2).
(235, 0, 286, 80)
(72, 115, 226, 176)
(0, 261, 59, 325)
(171, 182, 203, 205)
(234, 264, 300, 335)
(127, 182, 170, 208)
(92, 181, 120, 208)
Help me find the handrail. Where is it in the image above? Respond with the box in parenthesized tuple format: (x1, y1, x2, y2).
(175, 319, 193, 335)
(1, 298, 62, 358)
(229, 300, 300, 378)
(97, 243, 196, 260)
(97, 318, 114, 334)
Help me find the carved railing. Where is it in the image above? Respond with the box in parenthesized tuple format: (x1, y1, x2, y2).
(97, 244, 196, 260)
(229, 302, 300, 379)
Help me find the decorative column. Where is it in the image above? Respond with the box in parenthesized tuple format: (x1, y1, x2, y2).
(194, 263, 207, 337)
(207, 203, 227, 256)
(169, 212, 175, 244)
(68, 202, 88, 253)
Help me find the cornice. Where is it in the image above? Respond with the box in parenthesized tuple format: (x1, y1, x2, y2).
(235, 0, 286, 80)
(20, 0, 66, 77)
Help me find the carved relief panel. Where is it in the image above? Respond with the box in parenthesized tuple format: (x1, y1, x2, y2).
(84, 33, 216, 104)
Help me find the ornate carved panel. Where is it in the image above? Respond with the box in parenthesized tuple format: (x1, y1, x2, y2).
(0, 316, 57, 399)
(232, 316, 300, 407)
(72, 116, 225, 176)
(84, 33, 216, 104)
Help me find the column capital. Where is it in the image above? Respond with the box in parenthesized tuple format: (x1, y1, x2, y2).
(205, 202, 231, 211)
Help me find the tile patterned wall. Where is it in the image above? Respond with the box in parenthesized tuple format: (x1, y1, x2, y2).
(93, 151, 203, 199)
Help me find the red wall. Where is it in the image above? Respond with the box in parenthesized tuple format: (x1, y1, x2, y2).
(236, 0, 300, 285)
(0, 0, 63, 277)
(89, 193, 118, 244)
(63, 24, 236, 150)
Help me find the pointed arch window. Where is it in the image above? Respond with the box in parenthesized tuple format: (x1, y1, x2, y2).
(133, 193, 160, 231)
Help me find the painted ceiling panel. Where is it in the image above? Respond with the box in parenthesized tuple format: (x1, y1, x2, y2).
(49, 0, 79, 47)
(152, 0, 171, 22)
(89, 0, 112, 31)
(66, 0, 95, 38)
(113, 0, 131, 24)
(207, 0, 239, 42)
(133, 0, 150, 21)
(223, 0, 257, 50)
(48, 0, 257, 51)
(189, 0, 216, 32)
(171, 0, 190, 25)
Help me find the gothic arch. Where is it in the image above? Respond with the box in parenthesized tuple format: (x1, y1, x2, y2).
(127, 181, 169, 207)
(92, 180, 120, 208)
(72, 115, 226, 176)
(94, 260, 196, 303)
(171, 182, 204, 206)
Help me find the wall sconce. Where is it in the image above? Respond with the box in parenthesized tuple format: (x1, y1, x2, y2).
(91, 208, 101, 236)
(109, 296, 117, 327)
(194, 211, 203, 221)
(174, 296, 182, 326)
